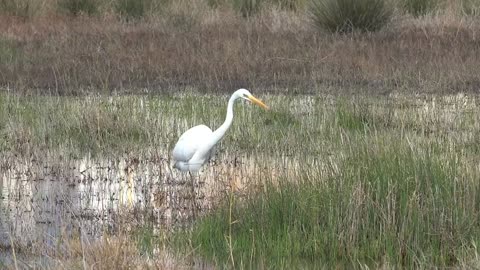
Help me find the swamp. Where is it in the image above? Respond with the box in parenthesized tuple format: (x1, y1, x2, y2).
(1, 0, 480, 269)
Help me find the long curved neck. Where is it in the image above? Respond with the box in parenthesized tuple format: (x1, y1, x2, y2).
(210, 94, 236, 146)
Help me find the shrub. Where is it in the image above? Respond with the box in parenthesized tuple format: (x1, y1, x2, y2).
(115, 0, 146, 20)
(402, 0, 439, 17)
(310, 0, 392, 33)
(270, 0, 305, 11)
(58, 0, 98, 16)
(232, 0, 263, 17)
(115, 0, 170, 20)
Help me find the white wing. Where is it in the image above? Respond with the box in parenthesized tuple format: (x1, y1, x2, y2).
(172, 125, 213, 163)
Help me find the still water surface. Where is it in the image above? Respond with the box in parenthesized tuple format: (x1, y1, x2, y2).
(0, 152, 230, 250)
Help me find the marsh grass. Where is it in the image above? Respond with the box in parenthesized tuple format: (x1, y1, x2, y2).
(0, 38, 18, 65)
(0, 0, 39, 17)
(401, 0, 440, 17)
(167, 94, 480, 268)
(270, 0, 305, 10)
(0, 94, 157, 156)
(2, 92, 480, 268)
(47, 232, 180, 269)
(114, 0, 171, 20)
(179, 145, 479, 268)
(462, 0, 480, 15)
(232, 0, 263, 17)
(57, 0, 99, 16)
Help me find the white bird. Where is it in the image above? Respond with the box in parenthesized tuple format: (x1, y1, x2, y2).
(172, 89, 268, 173)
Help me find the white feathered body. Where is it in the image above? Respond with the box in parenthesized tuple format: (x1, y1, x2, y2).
(172, 89, 267, 173)
(172, 125, 215, 172)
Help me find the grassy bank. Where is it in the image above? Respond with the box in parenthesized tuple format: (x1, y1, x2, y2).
(2, 92, 480, 268)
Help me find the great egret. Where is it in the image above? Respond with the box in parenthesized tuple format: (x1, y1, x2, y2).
(172, 89, 268, 172)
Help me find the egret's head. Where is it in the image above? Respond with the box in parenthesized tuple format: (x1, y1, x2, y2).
(235, 88, 269, 110)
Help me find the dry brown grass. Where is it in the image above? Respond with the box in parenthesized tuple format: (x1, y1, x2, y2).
(2, 227, 186, 269)
(50, 234, 183, 270)
(0, 1, 479, 95)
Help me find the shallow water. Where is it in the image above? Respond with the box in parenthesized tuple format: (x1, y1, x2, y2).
(0, 148, 294, 258)
(0, 152, 224, 251)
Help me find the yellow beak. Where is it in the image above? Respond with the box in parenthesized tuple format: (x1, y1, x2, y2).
(248, 95, 269, 110)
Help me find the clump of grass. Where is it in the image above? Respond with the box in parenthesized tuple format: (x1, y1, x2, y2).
(336, 101, 373, 131)
(57, 0, 99, 16)
(0, 38, 19, 65)
(115, 0, 170, 20)
(270, 0, 305, 11)
(232, 0, 263, 17)
(115, 0, 147, 20)
(401, 0, 439, 17)
(0, 0, 38, 18)
(263, 110, 299, 128)
(49, 232, 179, 269)
(134, 226, 160, 256)
(309, 0, 392, 33)
(206, 0, 225, 8)
(462, 0, 480, 16)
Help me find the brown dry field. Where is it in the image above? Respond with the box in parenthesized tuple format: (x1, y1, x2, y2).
(0, 2, 479, 96)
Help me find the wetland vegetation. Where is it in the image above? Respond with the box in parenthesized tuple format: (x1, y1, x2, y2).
(1, 0, 480, 269)
(2, 93, 480, 269)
